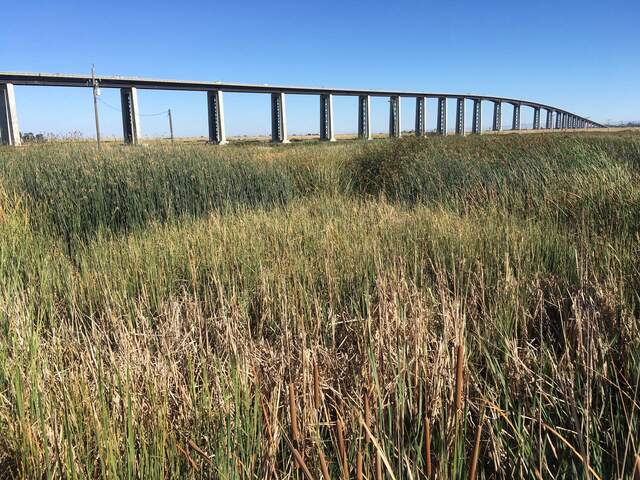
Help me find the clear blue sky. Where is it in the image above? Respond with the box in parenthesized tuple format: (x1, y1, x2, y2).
(2, 0, 638, 138)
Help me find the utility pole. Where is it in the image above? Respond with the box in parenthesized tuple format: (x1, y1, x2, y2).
(168, 108, 174, 143)
(91, 65, 101, 147)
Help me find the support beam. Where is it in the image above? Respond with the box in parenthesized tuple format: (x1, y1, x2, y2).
(512, 103, 521, 130)
(207, 90, 227, 145)
(546, 109, 553, 129)
(455, 97, 465, 135)
(533, 107, 541, 130)
(358, 95, 372, 140)
(436, 97, 447, 135)
(563, 113, 568, 129)
(120, 87, 140, 145)
(471, 99, 482, 134)
(0, 83, 20, 146)
(415, 97, 425, 136)
(555, 111, 562, 129)
(389, 95, 401, 138)
(271, 92, 289, 143)
(492, 101, 502, 131)
(319, 93, 335, 141)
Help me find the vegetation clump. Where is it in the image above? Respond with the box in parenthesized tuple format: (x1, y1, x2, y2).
(0, 131, 639, 478)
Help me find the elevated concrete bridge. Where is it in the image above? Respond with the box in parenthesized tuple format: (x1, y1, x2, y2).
(0, 72, 603, 146)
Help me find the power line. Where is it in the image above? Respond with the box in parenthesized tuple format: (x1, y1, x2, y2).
(140, 109, 169, 117)
(97, 97, 169, 117)
(96, 97, 175, 140)
(97, 97, 121, 112)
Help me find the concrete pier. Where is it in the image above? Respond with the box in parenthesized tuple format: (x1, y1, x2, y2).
(455, 98, 465, 135)
(207, 90, 227, 145)
(472, 99, 482, 134)
(533, 107, 541, 130)
(358, 95, 372, 140)
(555, 111, 562, 129)
(492, 101, 502, 131)
(415, 97, 425, 136)
(437, 97, 447, 135)
(511, 103, 521, 130)
(271, 92, 289, 143)
(320, 93, 335, 141)
(546, 109, 553, 129)
(120, 87, 140, 145)
(0, 83, 20, 146)
(389, 95, 401, 138)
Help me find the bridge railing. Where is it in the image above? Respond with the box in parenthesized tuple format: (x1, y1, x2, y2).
(0, 72, 603, 146)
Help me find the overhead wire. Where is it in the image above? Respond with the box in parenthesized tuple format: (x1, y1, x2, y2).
(97, 97, 169, 117)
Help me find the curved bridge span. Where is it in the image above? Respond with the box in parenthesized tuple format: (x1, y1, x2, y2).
(0, 72, 603, 146)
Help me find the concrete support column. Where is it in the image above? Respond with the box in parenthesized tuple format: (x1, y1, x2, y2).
(512, 103, 521, 130)
(533, 107, 541, 130)
(555, 112, 562, 129)
(207, 90, 227, 145)
(415, 97, 425, 136)
(358, 95, 372, 140)
(0, 83, 21, 146)
(271, 92, 289, 143)
(319, 94, 335, 141)
(120, 87, 141, 145)
(389, 95, 401, 138)
(436, 97, 447, 135)
(455, 97, 465, 135)
(563, 113, 568, 129)
(546, 109, 553, 129)
(492, 101, 502, 131)
(471, 99, 482, 134)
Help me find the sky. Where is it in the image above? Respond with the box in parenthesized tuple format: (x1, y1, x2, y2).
(1, 0, 638, 139)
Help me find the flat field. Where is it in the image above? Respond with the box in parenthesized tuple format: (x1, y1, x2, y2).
(0, 131, 639, 479)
